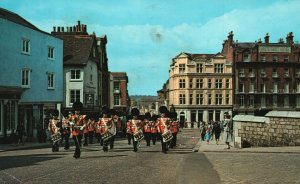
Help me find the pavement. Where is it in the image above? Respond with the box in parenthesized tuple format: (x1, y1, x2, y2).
(1, 128, 300, 153)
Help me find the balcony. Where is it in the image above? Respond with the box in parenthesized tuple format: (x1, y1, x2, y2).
(239, 73, 245, 78)
(260, 73, 267, 78)
(284, 73, 290, 78)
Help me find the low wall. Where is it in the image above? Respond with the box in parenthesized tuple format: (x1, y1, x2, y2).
(233, 111, 300, 148)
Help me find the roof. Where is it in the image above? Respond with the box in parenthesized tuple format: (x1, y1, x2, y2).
(0, 8, 55, 37)
(56, 35, 94, 66)
(111, 72, 128, 81)
(233, 115, 269, 123)
(0, 86, 24, 94)
(265, 111, 300, 119)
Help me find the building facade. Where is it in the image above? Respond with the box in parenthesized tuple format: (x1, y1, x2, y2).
(168, 52, 233, 123)
(222, 31, 300, 115)
(51, 21, 105, 114)
(0, 8, 63, 140)
(110, 72, 130, 115)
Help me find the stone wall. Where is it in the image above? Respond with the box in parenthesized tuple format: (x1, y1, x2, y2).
(233, 112, 300, 148)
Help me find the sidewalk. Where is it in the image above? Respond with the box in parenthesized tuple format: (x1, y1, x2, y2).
(0, 141, 51, 152)
(193, 137, 300, 154)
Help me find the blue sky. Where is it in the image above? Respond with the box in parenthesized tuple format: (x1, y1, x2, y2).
(1, 0, 300, 95)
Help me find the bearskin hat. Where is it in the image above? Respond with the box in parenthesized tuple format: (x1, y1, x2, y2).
(102, 106, 110, 115)
(170, 111, 178, 119)
(144, 112, 151, 119)
(110, 109, 118, 116)
(72, 101, 83, 111)
(159, 106, 168, 114)
(131, 108, 140, 116)
(52, 109, 59, 117)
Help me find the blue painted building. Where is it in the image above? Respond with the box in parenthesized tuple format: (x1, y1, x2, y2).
(0, 8, 63, 141)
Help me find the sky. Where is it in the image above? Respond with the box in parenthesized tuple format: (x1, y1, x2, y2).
(1, 0, 300, 95)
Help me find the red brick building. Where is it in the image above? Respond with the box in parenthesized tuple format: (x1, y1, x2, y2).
(222, 31, 300, 115)
(110, 72, 130, 115)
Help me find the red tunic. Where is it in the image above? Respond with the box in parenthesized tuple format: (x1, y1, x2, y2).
(71, 114, 86, 136)
(157, 117, 170, 134)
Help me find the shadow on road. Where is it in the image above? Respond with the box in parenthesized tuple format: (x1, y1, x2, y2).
(0, 153, 63, 170)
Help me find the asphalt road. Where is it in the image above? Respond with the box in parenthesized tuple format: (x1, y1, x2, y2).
(0, 129, 299, 184)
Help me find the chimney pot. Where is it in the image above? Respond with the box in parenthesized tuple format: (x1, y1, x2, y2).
(58, 27, 61, 32)
(53, 26, 56, 32)
(62, 27, 64, 32)
(264, 33, 269, 44)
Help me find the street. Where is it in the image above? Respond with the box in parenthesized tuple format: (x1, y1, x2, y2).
(0, 129, 299, 184)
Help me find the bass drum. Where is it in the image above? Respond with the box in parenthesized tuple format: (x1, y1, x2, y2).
(133, 129, 144, 142)
(161, 130, 173, 143)
(101, 131, 114, 141)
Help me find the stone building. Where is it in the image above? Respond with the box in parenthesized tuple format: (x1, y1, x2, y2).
(168, 52, 233, 123)
(222, 31, 300, 115)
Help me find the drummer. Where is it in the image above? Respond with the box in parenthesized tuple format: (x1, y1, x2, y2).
(48, 109, 61, 152)
(126, 108, 143, 152)
(156, 106, 171, 154)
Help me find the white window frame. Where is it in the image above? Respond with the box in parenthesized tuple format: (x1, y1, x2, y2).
(284, 96, 289, 107)
(48, 46, 54, 59)
(21, 68, 31, 88)
(297, 82, 300, 93)
(239, 95, 244, 107)
(273, 82, 278, 93)
(214, 64, 224, 73)
(114, 94, 120, 106)
(47, 73, 55, 89)
(70, 90, 81, 105)
(249, 95, 254, 107)
(296, 96, 300, 108)
(215, 79, 222, 89)
(70, 69, 82, 81)
(273, 95, 277, 107)
(22, 38, 30, 54)
(284, 83, 289, 93)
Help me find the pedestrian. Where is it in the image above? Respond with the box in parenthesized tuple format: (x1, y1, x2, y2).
(200, 122, 206, 141)
(224, 113, 233, 149)
(16, 122, 25, 145)
(204, 124, 211, 144)
(212, 121, 222, 145)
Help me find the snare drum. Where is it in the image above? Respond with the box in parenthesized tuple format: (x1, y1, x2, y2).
(51, 132, 62, 143)
(161, 130, 173, 143)
(133, 129, 144, 142)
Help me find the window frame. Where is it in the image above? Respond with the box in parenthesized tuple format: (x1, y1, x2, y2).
(21, 68, 31, 88)
(21, 38, 30, 54)
(48, 46, 54, 60)
(70, 69, 82, 81)
(47, 73, 55, 89)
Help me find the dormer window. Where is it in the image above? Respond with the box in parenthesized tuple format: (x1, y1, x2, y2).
(243, 52, 250, 62)
(272, 55, 278, 62)
(179, 64, 185, 74)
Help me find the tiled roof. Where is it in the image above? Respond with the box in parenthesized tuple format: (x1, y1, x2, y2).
(56, 35, 94, 66)
(111, 72, 128, 81)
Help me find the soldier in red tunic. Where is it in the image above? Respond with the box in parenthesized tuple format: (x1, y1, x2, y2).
(127, 108, 143, 152)
(157, 106, 172, 154)
(169, 111, 179, 148)
(71, 101, 87, 159)
(48, 109, 61, 152)
(150, 114, 158, 145)
(143, 112, 152, 146)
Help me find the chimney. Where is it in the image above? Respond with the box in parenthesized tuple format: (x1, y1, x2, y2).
(83, 25, 87, 32)
(278, 38, 284, 44)
(53, 26, 56, 32)
(264, 33, 269, 44)
(286, 32, 294, 45)
(73, 26, 76, 32)
(228, 31, 234, 46)
(62, 27, 64, 32)
(57, 27, 61, 32)
(258, 38, 262, 43)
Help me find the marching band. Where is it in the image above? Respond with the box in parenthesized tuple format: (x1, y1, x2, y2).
(48, 104, 182, 158)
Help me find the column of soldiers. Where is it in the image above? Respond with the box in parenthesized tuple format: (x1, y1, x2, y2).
(48, 104, 179, 158)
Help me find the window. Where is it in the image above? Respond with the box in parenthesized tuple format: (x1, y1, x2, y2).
(273, 82, 278, 93)
(239, 95, 244, 107)
(273, 95, 277, 107)
(189, 94, 193, 105)
(196, 94, 203, 105)
(296, 69, 300, 77)
(261, 83, 266, 93)
(261, 95, 266, 107)
(48, 46, 54, 59)
(5, 101, 16, 132)
(208, 94, 212, 105)
(179, 94, 186, 105)
(215, 94, 222, 105)
(296, 96, 300, 108)
(196, 79, 203, 89)
(179, 79, 185, 89)
(22, 38, 30, 54)
(114, 94, 120, 105)
(249, 81, 254, 93)
(284, 83, 289, 93)
(215, 79, 222, 89)
(243, 52, 250, 62)
(297, 82, 300, 93)
(214, 64, 224, 73)
(189, 79, 193, 89)
(70, 90, 80, 104)
(226, 79, 230, 88)
(239, 68, 245, 77)
(21, 69, 30, 88)
(47, 73, 55, 89)
(249, 68, 255, 77)
(272, 68, 278, 77)
(179, 64, 185, 74)
(284, 55, 289, 62)
(249, 95, 254, 107)
(260, 69, 266, 77)
(226, 93, 230, 105)
(70, 69, 81, 80)
(284, 68, 289, 77)
(260, 55, 266, 62)
(284, 96, 289, 107)
(196, 63, 203, 73)
(208, 79, 212, 88)
(90, 74, 93, 82)
(272, 55, 278, 62)
(114, 82, 120, 90)
(239, 83, 244, 92)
